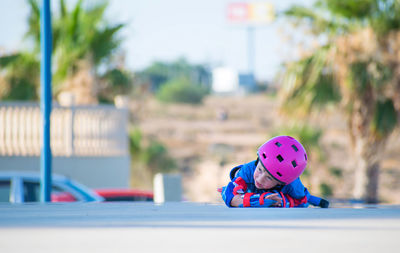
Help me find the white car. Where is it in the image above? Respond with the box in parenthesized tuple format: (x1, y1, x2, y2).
(0, 171, 104, 203)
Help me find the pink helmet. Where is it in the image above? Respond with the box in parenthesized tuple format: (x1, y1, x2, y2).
(257, 136, 307, 185)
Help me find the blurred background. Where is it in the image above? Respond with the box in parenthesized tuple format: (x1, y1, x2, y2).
(0, 0, 399, 204)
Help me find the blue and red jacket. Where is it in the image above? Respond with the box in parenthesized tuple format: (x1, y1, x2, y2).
(222, 160, 327, 208)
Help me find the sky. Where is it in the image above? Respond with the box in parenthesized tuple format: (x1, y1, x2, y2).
(0, 0, 315, 81)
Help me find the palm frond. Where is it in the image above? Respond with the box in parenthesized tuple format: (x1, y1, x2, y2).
(25, 0, 41, 48)
(69, 0, 83, 42)
(84, 1, 108, 26)
(60, 0, 67, 19)
(371, 99, 398, 139)
(284, 5, 351, 35)
(279, 46, 340, 115)
(90, 24, 124, 65)
(321, 0, 374, 19)
(0, 54, 20, 67)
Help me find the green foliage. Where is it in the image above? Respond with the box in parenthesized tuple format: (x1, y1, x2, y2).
(156, 78, 208, 104)
(0, 54, 20, 67)
(137, 58, 211, 93)
(129, 128, 142, 156)
(26, 0, 40, 51)
(280, 46, 341, 115)
(369, 0, 400, 35)
(1, 0, 128, 102)
(139, 62, 169, 91)
(282, 0, 399, 140)
(273, 124, 322, 149)
(348, 61, 392, 94)
(329, 166, 343, 178)
(371, 99, 398, 139)
(99, 68, 133, 103)
(282, 0, 400, 203)
(319, 182, 333, 197)
(287, 0, 400, 36)
(348, 62, 370, 93)
(284, 5, 347, 35)
(142, 140, 176, 174)
(129, 129, 176, 176)
(301, 167, 311, 178)
(2, 78, 37, 101)
(271, 124, 323, 161)
(90, 24, 124, 66)
(24, 0, 125, 94)
(0, 53, 39, 101)
(322, 0, 374, 20)
(105, 68, 132, 87)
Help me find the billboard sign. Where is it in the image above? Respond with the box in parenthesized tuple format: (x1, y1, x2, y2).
(227, 2, 275, 25)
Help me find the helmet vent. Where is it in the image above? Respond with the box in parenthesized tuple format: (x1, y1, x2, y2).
(291, 144, 299, 152)
(304, 154, 308, 161)
(275, 142, 282, 147)
(262, 153, 267, 159)
(277, 172, 282, 177)
(291, 160, 297, 168)
(276, 155, 284, 162)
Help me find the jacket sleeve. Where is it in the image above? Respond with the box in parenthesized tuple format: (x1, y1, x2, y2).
(234, 160, 257, 183)
(279, 178, 309, 207)
(229, 165, 243, 180)
(279, 192, 309, 208)
(282, 179, 329, 207)
(221, 176, 249, 207)
(281, 178, 306, 198)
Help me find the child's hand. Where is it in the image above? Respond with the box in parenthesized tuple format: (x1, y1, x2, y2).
(230, 194, 244, 207)
(239, 193, 278, 207)
(264, 193, 282, 207)
(219, 182, 235, 207)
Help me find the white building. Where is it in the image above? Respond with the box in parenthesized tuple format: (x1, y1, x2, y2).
(212, 67, 257, 94)
(211, 67, 239, 94)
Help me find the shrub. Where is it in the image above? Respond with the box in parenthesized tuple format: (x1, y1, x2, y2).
(329, 166, 343, 178)
(156, 78, 208, 104)
(319, 182, 333, 197)
(141, 139, 176, 174)
(271, 123, 324, 161)
(129, 129, 176, 175)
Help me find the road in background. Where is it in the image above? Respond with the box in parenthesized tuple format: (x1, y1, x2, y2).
(0, 202, 399, 252)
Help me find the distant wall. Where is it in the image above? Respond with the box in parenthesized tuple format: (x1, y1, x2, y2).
(0, 101, 131, 188)
(0, 102, 129, 157)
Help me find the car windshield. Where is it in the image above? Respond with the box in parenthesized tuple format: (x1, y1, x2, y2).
(64, 181, 103, 202)
(0, 181, 11, 202)
(23, 181, 76, 202)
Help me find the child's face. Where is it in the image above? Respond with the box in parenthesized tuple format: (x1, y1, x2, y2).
(253, 162, 281, 189)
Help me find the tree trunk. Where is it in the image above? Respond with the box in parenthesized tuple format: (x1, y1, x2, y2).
(348, 87, 387, 204)
(351, 137, 385, 203)
(353, 153, 381, 204)
(60, 60, 99, 105)
(365, 161, 380, 203)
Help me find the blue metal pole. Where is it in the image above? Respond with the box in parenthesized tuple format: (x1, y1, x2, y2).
(40, 0, 52, 203)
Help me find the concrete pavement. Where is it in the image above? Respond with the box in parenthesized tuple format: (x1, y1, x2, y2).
(0, 202, 399, 252)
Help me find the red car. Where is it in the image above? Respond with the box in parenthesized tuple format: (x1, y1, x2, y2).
(94, 189, 154, 202)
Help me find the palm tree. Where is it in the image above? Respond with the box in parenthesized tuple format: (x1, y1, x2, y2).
(279, 0, 400, 203)
(0, 0, 127, 103)
(0, 52, 40, 101)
